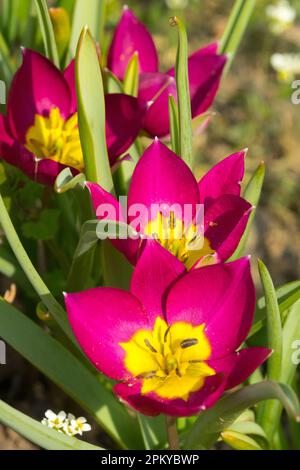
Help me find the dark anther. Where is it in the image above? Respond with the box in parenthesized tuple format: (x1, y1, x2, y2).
(176, 368, 182, 377)
(180, 338, 198, 349)
(144, 339, 157, 353)
(169, 212, 176, 229)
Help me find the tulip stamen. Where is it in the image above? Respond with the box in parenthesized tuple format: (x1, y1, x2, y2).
(144, 339, 157, 353)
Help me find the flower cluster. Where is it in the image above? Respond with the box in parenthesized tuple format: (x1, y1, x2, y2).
(41, 410, 91, 437)
(0, 7, 271, 420)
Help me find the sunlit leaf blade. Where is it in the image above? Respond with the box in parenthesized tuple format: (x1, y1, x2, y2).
(258, 260, 282, 381)
(221, 430, 262, 450)
(249, 280, 300, 338)
(103, 69, 123, 94)
(0, 400, 102, 450)
(227, 421, 268, 441)
(0, 299, 143, 450)
(219, 0, 255, 70)
(34, 0, 60, 67)
(124, 52, 139, 97)
(230, 161, 265, 261)
(0, 31, 14, 85)
(258, 300, 300, 444)
(69, 0, 105, 58)
(138, 415, 167, 450)
(183, 382, 300, 450)
(168, 94, 180, 155)
(170, 16, 193, 168)
(76, 27, 114, 194)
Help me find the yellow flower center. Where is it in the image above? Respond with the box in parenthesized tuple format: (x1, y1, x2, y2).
(120, 317, 215, 401)
(144, 211, 215, 270)
(25, 107, 84, 171)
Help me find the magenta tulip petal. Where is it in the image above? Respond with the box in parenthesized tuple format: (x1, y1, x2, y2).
(65, 287, 150, 380)
(114, 382, 161, 417)
(63, 59, 76, 114)
(225, 347, 272, 390)
(87, 181, 126, 222)
(8, 49, 71, 142)
(168, 43, 226, 119)
(87, 182, 140, 264)
(138, 72, 177, 137)
(204, 194, 252, 260)
(115, 374, 226, 417)
(105, 94, 146, 163)
(166, 258, 255, 357)
(128, 140, 200, 229)
(131, 239, 185, 322)
(198, 151, 246, 207)
(107, 7, 158, 81)
(0, 114, 17, 164)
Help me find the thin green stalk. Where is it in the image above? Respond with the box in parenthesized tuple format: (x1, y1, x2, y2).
(35, 0, 60, 67)
(170, 16, 193, 168)
(219, 0, 255, 70)
(166, 416, 180, 450)
(0, 192, 74, 344)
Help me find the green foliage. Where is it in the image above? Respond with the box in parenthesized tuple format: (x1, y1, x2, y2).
(22, 209, 60, 241)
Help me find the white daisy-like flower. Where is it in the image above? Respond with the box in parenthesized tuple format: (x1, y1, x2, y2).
(270, 52, 300, 81)
(41, 410, 67, 430)
(70, 416, 92, 436)
(266, 0, 296, 35)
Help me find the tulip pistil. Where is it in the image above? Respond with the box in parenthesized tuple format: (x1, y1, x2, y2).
(120, 317, 215, 401)
(25, 107, 84, 171)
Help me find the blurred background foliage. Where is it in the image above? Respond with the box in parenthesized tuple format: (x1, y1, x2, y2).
(0, 0, 299, 449)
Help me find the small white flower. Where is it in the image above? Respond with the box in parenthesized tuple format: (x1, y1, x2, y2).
(41, 410, 91, 437)
(270, 52, 300, 82)
(70, 417, 92, 436)
(42, 410, 67, 430)
(266, 0, 296, 35)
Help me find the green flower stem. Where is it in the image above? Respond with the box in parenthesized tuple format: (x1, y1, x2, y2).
(166, 416, 180, 450)
(0, 192, 75, 344)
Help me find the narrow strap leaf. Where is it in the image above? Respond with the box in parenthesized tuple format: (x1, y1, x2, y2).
(76, 27, 115, 194)
(258, 259, 283, 382)
(68, 0, 105, 60)
(219, 0, 255, 71)
(0, 400, 102, 450)
(170, 16, 193, 168)
(34, 0, 60, 67)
